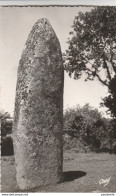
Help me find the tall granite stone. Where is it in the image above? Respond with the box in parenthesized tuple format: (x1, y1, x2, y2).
(13, 18, 64, 190)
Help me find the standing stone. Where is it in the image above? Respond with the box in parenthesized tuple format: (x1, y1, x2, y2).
(13, 18, 64, 190)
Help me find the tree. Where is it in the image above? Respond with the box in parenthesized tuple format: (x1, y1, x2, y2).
(64, 7, 116, 118)
(0, 110, 13, 136)
(63, 104, 114, 152)
(101, 75, 116, 118)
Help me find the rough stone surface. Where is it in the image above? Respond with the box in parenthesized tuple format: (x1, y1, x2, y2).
(13, 18, 64, 190)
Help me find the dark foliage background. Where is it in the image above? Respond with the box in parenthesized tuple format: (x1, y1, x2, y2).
(0, 110, 14, 156)
(63, 104, 116, 153)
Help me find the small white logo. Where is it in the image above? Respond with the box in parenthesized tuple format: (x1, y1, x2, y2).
(99, 177, 111, 186)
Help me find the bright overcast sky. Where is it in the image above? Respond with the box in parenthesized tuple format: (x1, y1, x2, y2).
(0, 6, 109, 117)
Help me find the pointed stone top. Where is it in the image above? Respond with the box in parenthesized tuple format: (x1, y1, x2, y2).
(25, 18, 58, 47)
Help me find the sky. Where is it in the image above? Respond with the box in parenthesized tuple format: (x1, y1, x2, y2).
(0, 6, 109, 117)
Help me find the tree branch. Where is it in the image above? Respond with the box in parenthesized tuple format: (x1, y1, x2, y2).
(109, 43, 116, 73)
(95, 73, 108, 87)
(103, 54, 112, 81)
(86, 68, 108, 87)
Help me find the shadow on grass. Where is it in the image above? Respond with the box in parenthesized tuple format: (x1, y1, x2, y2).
(13, 171, 87, 192)
(63, 171, 86, 182)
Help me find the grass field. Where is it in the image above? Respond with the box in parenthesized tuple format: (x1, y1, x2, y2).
(1, 151, 116, 192)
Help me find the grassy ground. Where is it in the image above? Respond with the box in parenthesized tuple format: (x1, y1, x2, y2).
(1, 151, 116, 192)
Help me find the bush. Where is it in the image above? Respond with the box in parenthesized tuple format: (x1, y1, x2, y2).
(0, 110, 14, 156)
(63, 104, 116, 153)
(1, 134, 14, 156)
(0, 110, 13, 137)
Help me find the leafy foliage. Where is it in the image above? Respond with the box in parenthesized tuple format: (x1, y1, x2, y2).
(0, 110, 14, 156)
(1, 135, 14, 156)
(0, 110, 13, 136)
(101, 75, 116, 118)
(63, 104, 116, 153)
(64, 7, 116, 118)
